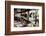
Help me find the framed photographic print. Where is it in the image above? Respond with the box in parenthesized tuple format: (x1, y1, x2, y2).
(5, 1, 45, 35)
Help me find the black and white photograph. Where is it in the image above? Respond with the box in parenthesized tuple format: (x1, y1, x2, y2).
(14, 8, 39, 27)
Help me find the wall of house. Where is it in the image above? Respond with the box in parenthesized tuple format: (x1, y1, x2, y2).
(0, 0, 46, 36)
